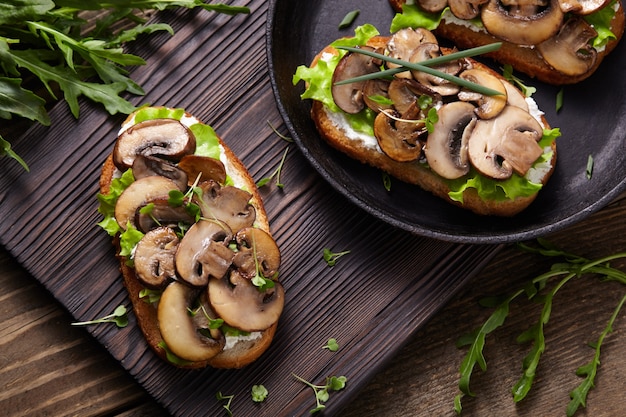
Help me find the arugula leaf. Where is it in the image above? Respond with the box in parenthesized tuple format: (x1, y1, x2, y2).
(0, 76, 50, 125)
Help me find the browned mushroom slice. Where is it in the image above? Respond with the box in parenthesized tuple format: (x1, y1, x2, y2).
(417, 0, 450, 13)
(113, 119, 196, 170)
(331, 46, 381, 114)
(175, 220, 234, 287)
(362, 79, 393, 113)
(115, 176, 180, 230)
(135, 197, 195, 233)
(468, 105, 544, 179)
(410, 43, 463, 96)
(457, 69, 508, 119)
(481, 0, 564, 45)
(374, 107, 425, 162)
(388, 78, 441, 115)
(133, 227, 179, 289)
(502, 81, 530, 112)
(208, 271, 285, 332)
(558, 0, 611, 14)
(449, 0, 490, 19)
(536, 17, 598, 77)
(424, 102, 477, 179)
(232, 227, 281, 280)
(178, 154, 227, 186)
(196, 181, 256, 232)
(158, 281, 225, 362)
(132, 154, 188, 190)
(386, 28, 438, 78)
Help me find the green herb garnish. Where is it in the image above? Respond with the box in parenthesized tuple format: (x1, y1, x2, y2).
(292, 373, 348, 414)
(454, 239, 626, 416)
(335, 43, 504, 96)
(339, 9, 360, 29)
(71, 304, 128, 328)
(322, 337, 340, 352)
(586, 154, 594, 179)
(257, 147, 289, 189)
(251, 384, 269, 403)
(216, 391, 235, 417)
(323, 248, 351, 267)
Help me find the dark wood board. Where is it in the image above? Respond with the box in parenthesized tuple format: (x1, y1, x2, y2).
(0, 2, 504, 416)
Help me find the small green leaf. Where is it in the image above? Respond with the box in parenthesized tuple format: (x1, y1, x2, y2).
(251, 384, 269, 402)
(338, 10, 360, 29)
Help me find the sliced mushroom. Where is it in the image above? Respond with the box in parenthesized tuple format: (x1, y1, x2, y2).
(468, 105, 544, 179)
(410, 43, 463, 96)
(113, 119, 196, 170)
(208, 271, 285, 332)
(175, 220, 234, 287)
(197, 181, 256, 232)
(558, 0, 610, 14)
(481, 0, 564, 45)
(458, 69, 507, 119)
(449, 0, 490, 19)
(232, 227, 281, 280)
(115, 176, 180, 230)
(417, 0, 450, 13)
(386, 28, 438, 78)
(135, 197, 196, 233)
(133, 227, 179, 289)
(502, 81, 530, 112)
(158, 281, 225, 362)
(132, 154, 188, 190)
(331, 47, 381, 114)
(362, 79, 393, 113)
(178, 154, 227, 186)
(374, 107, 425, 162)
(388, 78, 441, 115)
(536, 17, 597, 77)
(424, 102, 477, 179)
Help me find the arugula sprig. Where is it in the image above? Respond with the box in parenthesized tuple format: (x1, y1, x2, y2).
(323, 247, 351, 267)
(0, 0, 249, 170)
(454, 239, 626, 416)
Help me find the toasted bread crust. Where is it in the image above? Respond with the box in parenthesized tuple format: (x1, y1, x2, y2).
(100, 110, 277, 369)
(388, 0, 625, 85)
(309, 41, 556, 217)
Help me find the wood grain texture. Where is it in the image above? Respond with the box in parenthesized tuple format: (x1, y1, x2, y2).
(0, 2, 501, 416)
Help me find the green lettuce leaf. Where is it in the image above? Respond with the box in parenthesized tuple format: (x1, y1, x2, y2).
(390, 4, 448, 32)
(584, 0, 619, 48)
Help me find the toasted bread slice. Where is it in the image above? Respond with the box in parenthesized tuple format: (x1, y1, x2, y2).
(99, 107, 280, 368)
(388, 0, 625, 85)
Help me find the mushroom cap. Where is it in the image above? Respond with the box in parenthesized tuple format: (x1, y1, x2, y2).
(178, 154, 227, 187)
(449, 0, 490, 19)
(132, 154, 188, 191)
(558, 0, 611, 14)
(135, 197, 196, 234)
(331, 46, 381, 114)
(362, 79, 393, 113)
(133, 227, 179, 289)
(424, 102, 477, 179)
(468, 105, 544, 179)
(208, 271, 285, 332)
(502, 81, 530, 112)
(416, 0, 450, 13)
(386, 28, 438, 77)
(458, 68, 508, 119)
(158, 281, 225, 362)
(114, 176, 180, 230)
(113, 118, 196, 170)
(536, 17, 598, 76)
(388, 78, 441, 115)
(410, 43, 463, 96)
(374, 108, 425, 162)
(175, 220, 234, 287)
(481, 0, 564, 45)
(197, 181, 256, 233)
(232, 227, 281, 280)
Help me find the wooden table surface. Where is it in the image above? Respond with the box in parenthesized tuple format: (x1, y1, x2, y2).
(2, 2, 626, 417)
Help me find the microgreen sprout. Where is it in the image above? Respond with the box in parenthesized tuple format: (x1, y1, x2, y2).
(292, 373, 348, 414)
(249, 232, 276, 292)
(556, 87, 564, 112)
(501, 64, 536, 97)
(267, 120, 294, 142)
(380, 106, 438, 134)
(1, 136, 29, 171)
(71, 305, 128, 328)
(335, 43, 504, 96)
(323, 248, 351, 267)
(251, 384, 269, 402)
(339, 9, 360, 29)
(139, 202, 161, 227)
(216, 391, 235, 417)
(454, 239, 626, 416)
(322, 338, 340, 352)
(168, 173, 204, 222)
(257, 147, 289, 189)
